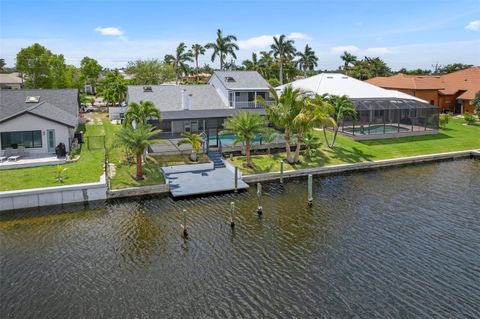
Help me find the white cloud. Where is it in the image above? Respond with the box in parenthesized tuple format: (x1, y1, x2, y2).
(465, 20, 480, 31)
(238, 35, 274, 49)
(364, 47, 393, 55)
(94, 26, 124, 36)
(238, 32, 311, 50)
(287, 32, 311, 41)
(331, 45, 361, 53)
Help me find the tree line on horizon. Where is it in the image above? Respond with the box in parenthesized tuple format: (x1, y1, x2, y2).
(0, 28, 474, 103)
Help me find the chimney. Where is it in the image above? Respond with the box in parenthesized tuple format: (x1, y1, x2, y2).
(181, 89, 187, 110)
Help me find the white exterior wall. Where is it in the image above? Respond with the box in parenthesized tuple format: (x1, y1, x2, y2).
(0, 113, 74, 156)
(208, 74, 230, 106)
(109, 106, 128, 120)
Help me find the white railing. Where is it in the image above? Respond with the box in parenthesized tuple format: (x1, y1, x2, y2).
(234, 100, 275, 109)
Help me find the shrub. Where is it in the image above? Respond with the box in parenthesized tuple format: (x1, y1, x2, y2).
(463, 112, 476, 125)
(439, 113, 450, 128)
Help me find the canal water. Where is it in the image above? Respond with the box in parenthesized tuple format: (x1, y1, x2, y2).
(1, 160, 479, 318)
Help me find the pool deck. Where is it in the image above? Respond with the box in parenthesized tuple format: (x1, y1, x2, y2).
(163, 166, 249, 197)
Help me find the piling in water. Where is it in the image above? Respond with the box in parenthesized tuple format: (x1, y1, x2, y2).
(257, 183, 263, 214)
(307, 174, 313, 206)
(280, 161, 284, 184)
(230, 201, 235, 228)
(181, 209, 188, 237)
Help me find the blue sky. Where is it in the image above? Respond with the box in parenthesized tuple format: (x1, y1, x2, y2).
(1, 0, 479, 70)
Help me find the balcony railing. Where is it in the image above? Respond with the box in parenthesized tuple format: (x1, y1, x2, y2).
(234, 100, 275, 109)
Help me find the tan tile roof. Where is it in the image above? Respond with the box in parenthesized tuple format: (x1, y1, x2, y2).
(366, 67, 480, 100)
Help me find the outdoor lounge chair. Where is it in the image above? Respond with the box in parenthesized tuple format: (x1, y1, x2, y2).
(0, 156, 6, 163)
(7, 148, 20, 162)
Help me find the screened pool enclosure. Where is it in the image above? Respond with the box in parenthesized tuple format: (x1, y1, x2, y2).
(340, 98, 439, 139)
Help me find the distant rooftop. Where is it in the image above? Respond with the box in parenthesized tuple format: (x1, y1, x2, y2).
(277, 73, 427, 102)
(0, 72, 23, 85)
(210, 71, 269, 90)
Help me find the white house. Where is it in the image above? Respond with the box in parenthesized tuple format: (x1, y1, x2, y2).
(0, 89, 79, 155)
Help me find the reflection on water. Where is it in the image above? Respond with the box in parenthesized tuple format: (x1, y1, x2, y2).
(1, 160, 479, 318)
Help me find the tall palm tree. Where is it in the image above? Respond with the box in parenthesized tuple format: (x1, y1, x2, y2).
(205, 29, 239, 70)
(164, 42, 193, 84)
(177, 132, 204, 161)
(190, 44, 205, 70)
(340, 51, 357, 72)
(222, 112, 266, 168)
(258, 51, 276, 79)
(296, 44, 318, 77)
(124, 100, 161, 128)
(116, 124, 160, 180)
(270, 35, 297, 85)
(291, 97, 335, 162)
(258, 86, 306, 164)
(242, 52, 260, 72)
(319, 95, 356, 148)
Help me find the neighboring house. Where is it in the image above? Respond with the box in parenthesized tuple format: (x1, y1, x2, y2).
(0, 72, 23, 90)
(278, 73, 439, 139)
(124, 71, 272, 137)
(366, 67, 480, 113)
(0, 89, 79, 155)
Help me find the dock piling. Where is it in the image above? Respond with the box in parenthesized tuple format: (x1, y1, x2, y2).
(257, 183, 263, 214)
(181, 209, 188, 237)
(307, 174, 313, 206)
(280, 161, 284, 184)
(230, 201, 235, 228)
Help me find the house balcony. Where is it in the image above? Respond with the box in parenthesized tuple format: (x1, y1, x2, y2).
(234, 100, 275, 109)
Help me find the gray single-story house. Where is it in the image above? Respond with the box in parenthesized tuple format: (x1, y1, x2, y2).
(123, 71, 272, 138)
(0, 89, 79, 155)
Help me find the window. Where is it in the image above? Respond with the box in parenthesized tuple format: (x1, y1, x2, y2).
(225, 77, 235, 82)
(1, 131, 42, 149)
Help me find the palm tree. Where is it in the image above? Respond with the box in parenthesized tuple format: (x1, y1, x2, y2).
(164, 42, 193, 84)
(177, 132, 204, 161)
(291, 96, 335, 163)
(296, 44, 318, 77)
(242, 52, 260, 72)
(303, 131, 321, 158)
(260, 127, 277, 154)
(320, 95, 356, 148)
(258, 51, 276, 80)
(340, 51, 357, 72)
(257, 86, 306, 164)
(270, 35, 297, 85)
(205, 29, 239, 70)
(124, 100, 161, 128)
(116, 124, 160, 180)
(190, 44, 205, 70)
(222, 112, 266, 168)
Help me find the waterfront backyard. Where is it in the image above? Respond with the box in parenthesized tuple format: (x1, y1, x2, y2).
(229, 118, 480, 174)
(1, 159, 478, 318)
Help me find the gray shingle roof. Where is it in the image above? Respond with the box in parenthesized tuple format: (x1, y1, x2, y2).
(0, 89, 79, 127)
(210, 71, 269, 90)
(161, 108, 265, 120)
(127, 85, 229, 112)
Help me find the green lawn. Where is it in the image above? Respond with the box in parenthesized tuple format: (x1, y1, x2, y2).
(0, 123, 105, 191)
(229, 118, 480, 174)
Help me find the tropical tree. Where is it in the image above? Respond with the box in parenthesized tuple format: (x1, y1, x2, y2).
(222, 112, 266, 167)
(260, 127, 277, 154)
(126, 59, 175, 85)
(0, 58, 5, 72)
(296, 44, 318, 76)
(116, 124, 160, 180)
(303, 131, 321, 158)
(177, 132, 204, 161)
(340, 51, 357, 71)
(190, 44, 205, 70)
(270, 35, 297, 85)
(124, 100, 161, 128)
(291, 96, 335, 162)
(320, 95, 356, 148)
(80, 56, 102, 93)
(205, 29, 239, 70)
(472, 91, 480, 116)
(98, 70, 127, 105)
(16, 43, 53, 88)
(242, 52, 260, 72)
(437, 63, 473, 74)
(258, 51, 277, 80)
(164, 42, 193, 84)
(258, 86, 306, 163)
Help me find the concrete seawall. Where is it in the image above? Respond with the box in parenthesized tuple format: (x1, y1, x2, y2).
(0, 175, 107, 212)
(242, 150, 479, 183)
(107, 184, 170, 199)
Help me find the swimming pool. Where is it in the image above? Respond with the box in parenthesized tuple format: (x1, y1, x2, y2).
(209, 132, 283, 146)
(344, 124, 410, 135)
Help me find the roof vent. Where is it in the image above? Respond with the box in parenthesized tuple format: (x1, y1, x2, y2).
(143, 86, 153, 92)
(326, 76, 334, 79)
(25, 96, 40, 103)
(341, 76, 348, 79)
(225, 76, 235, 82)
